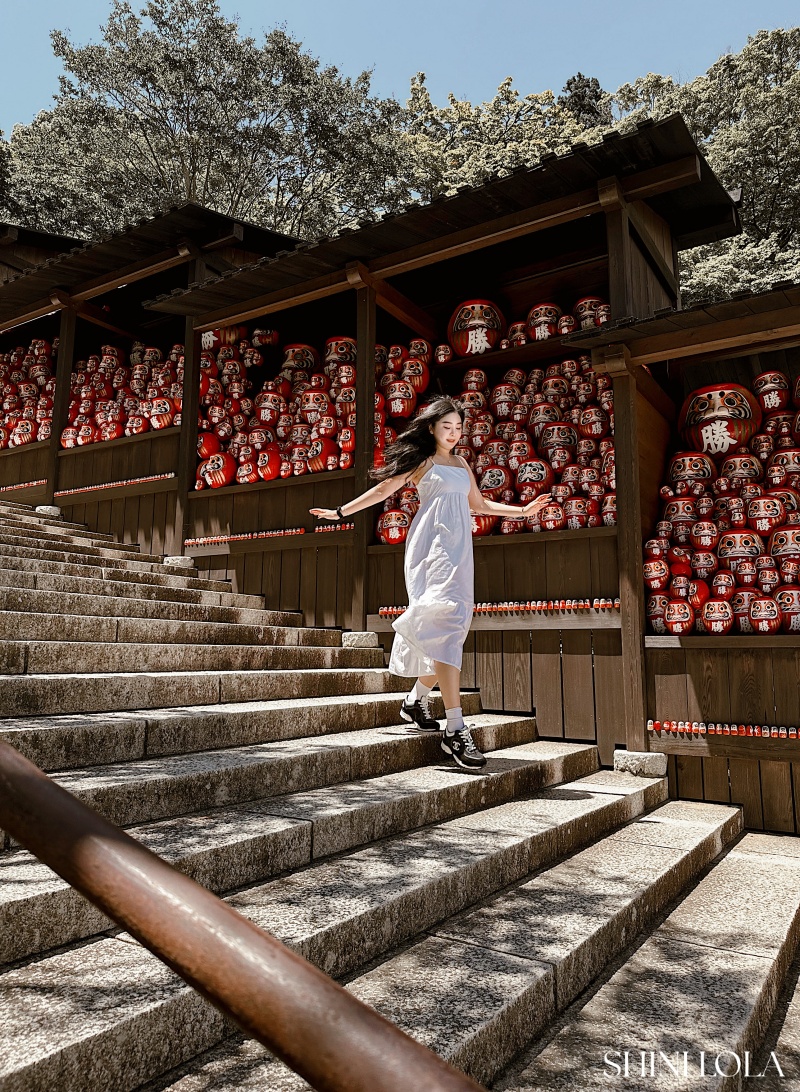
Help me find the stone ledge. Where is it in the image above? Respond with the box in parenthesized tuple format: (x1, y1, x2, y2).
(342, 631, 380, 648)
(34, 505, 62, 518)
(163, 555, 195, 569)
(613, 749, 668, 777)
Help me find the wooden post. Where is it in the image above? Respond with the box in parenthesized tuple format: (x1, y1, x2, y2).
(168, 318, 201, 556)
(599, 177, 635, 320)
(352, 285, 377, 630)
(43, 307, 75, 505)
(602, 343, 648, 750)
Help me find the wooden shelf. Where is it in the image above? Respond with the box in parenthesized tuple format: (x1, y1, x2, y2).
(55, 477, 178, 504)
(57, 426, 180, 455)
(650, 734, 800, 761)
(646, 635, 800, 650)
(188, 466, 355, 501)
(432, 331, 593, 374)
(367, 525, 616, 555)
(0, 440, 49, 460)
(187, 530, 354, 557)
(367, 611, 621, 632)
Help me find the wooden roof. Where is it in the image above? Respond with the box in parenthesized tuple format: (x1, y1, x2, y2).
(565, 281, 800, 366)
(0, 222, 82, 255)
(143, 114, 740, 321)
(0, 203, 297, 324)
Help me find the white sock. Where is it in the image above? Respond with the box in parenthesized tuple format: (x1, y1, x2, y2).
(406, 679, 433, 704)
(445, 706, 464, 734)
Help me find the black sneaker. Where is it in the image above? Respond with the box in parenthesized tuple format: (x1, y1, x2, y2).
(440, 725, 487, 769)
(399, 696, 440, 733)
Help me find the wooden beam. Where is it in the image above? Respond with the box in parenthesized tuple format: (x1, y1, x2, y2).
(72, 300, 139, 340)
(193, 270, 352, 331)
(346, 262, 438, 342)
(618, 155, 702, 201)
(0, 227, 19, 247)
(69, 244, 194, 303)
(624, 306, 800, 366)
(368, 188, 603, 279)
(0, 299, 64, 333)
(201, 224, 244, 251)
(351, 284, 377, 631)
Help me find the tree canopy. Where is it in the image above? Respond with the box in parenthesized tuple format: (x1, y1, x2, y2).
(1, 3, 798, 303)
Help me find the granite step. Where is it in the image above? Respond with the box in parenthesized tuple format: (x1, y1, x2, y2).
(0, 690, 483, 772)
(0, 768, 659, 1092)
(2, 639, 385, 676)
(0, 511, 117, 538)
(0, 553, 232, 593)
(0, 519, 149, 553)
(162, 797, 739, 1092)
(0, 529, 164, 566)
(0, 730, 575, 963)
(0, 540, 191, 576)
(0, 566, 264, 610)
(0, 662, 400, 718)
(0, 587, 299, 628)
(498, 831, 800, 1092)
(0, 610, 339, 652)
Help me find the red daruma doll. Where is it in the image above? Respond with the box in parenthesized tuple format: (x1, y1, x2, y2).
(309, 397, 551, 771)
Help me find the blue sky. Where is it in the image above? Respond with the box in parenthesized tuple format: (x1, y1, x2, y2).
(1, 0, 798, 136)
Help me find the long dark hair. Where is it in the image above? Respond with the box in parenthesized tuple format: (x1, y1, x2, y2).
(371, 396, 465, 482)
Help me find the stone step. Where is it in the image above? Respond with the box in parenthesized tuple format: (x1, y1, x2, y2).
(0, 609, 339, 653)
(0, 519, 145, 554)
(0, 768, 661, 1092)
(499, 831, 800, 1092)
(0, 529, 164, 566)
(0, 566, 264, 611)
(0, 690, 483, 772)
(179, 798, 741, 1092)
(1, 639, 385, 676)
(0, 662, 400, 718)
(0, 540, 190, 576)
(0, 730, 575, 964)
(0, 499, 45, 513)
(0, 587, 300, 630)
(0, 512, 118, 540)
(0, 552, 231, 593)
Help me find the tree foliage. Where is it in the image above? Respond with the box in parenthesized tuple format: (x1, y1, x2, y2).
(2, 6, 799, 304)
(5, 0, 413, 239)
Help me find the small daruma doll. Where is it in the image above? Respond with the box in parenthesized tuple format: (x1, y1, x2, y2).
(447, 300, 505, 358)
(377, 509, 410, 545)
(678, 384, 762, 459)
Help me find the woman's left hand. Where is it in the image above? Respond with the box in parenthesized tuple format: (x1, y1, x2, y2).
(521, 493, 552, 518)
(310, 507, 340, 521)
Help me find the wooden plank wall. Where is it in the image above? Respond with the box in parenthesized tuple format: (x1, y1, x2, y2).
(368, 531, 624, 764)
(0, 443, 49, 501)
(628, 201, 676, 318)
(187, 473, 359, 629)
(58, 431, 181, 555)
(647, 644, 800, 832)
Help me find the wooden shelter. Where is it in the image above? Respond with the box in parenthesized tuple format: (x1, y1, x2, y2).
(0, 112, 756, 778)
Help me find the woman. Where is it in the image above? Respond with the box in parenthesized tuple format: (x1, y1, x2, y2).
(310, 397, 551, 770)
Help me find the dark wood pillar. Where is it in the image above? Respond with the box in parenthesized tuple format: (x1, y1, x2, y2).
(167, 317, 201, 556)
(600, 177, 635, 320)
(351, 285, 377, 629)
(601, 343, 648, 751)
(43, 307, 76, 505)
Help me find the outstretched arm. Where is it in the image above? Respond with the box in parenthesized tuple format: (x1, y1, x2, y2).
(458, 457, 551, 519)
(310, 466, 423, 521)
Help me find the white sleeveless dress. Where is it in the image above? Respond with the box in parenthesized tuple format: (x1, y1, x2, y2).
(388, 461, 474, 677)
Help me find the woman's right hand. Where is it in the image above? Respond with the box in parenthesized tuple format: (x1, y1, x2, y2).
(310, 507, 340, 521)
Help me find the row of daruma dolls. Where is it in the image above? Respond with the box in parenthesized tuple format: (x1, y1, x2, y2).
(375, 353, 617, 544)
(0, 339, 59, 449)
(196, 335, 434, 488)
(645, 369, 800, 636)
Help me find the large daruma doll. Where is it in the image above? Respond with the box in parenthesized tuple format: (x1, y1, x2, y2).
(678, 384, 762, 459)
(447, 300, 505, 358)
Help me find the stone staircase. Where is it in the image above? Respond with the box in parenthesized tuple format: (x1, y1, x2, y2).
(1, 499, 800, 1091)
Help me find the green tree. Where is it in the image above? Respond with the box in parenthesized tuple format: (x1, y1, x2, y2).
(7, 0, 413, 239)
(558, 72, 612, 129)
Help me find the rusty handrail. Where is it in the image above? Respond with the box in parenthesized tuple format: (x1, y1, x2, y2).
(0, 743, 485, 1092)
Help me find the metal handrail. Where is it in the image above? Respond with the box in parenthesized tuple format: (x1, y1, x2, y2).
(0, 742, 485, 1092)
